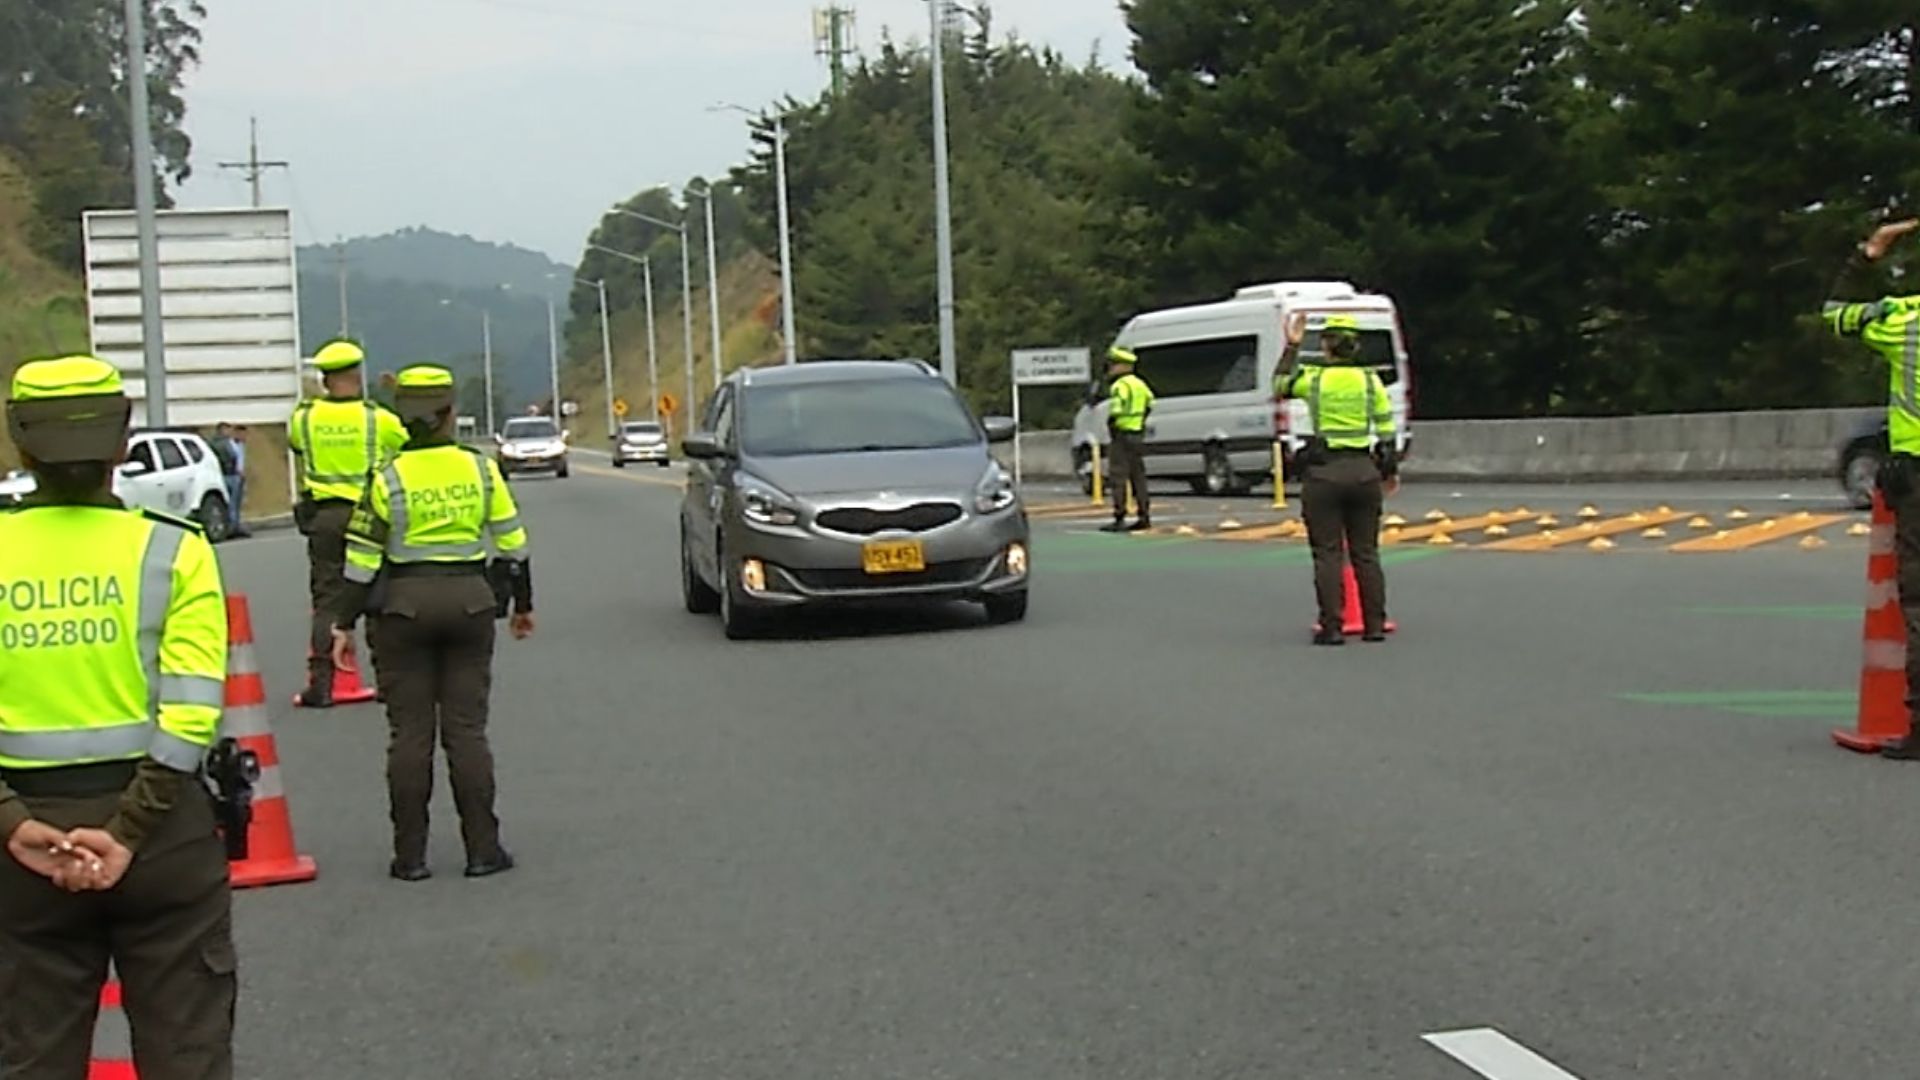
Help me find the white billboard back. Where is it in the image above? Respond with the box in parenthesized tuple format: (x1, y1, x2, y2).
(83, 207, 303, 427)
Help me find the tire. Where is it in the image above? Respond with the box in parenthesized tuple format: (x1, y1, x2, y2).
(613, 458, 626, 469)
(1195, 445, 1247, 497)
(658, 460, 672, 469)
(556, 460, 571, 479)
(196, 493, 233, 543)
(1843, 445, 1881, 511)
(983, 590, 1029, 625)
(681, 524, 720, 614)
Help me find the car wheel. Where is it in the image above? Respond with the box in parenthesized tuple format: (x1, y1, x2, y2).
(195, 493, 233, 543)
(1196, 445, 1250, 496)
(556, 461, 570, 479)
(613, 458, 626, 469)
(657, 460, 672, 469)
(681, 524, 720, 615)
(983, 590, 1029, 625)
(1844, 445, 1882, 511)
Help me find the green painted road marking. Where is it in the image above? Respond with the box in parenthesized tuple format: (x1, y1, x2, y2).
(1034, 540, 1447, 575)
(1684, 605, 1857, 621)
(1621, 689, 1853, 719)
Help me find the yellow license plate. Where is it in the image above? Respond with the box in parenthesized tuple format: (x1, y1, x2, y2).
(862, 540, 927, 575)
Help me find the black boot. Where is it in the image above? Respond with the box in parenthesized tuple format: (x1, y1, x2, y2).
(1883, 737, 1920, 760)
(1127, 518, 1152, 532)
(1099, 519, 1127, 533)
(1313, 627, 1346, 646)
(298, 660, 334, 708)
(388, 860, 431, 883)
(465, 848, 516, 878)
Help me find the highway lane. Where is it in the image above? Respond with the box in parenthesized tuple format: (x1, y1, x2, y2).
(214, 468, 1913, 1078)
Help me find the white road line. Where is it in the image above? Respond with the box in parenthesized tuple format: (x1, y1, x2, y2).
(1423, 1028, 1585, 1080)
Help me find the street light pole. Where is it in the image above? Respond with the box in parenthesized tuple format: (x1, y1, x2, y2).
(928, 0, 959, 387)
(587, 242, 661, 422)
(481, 308, 495, 437)
(698, 185, 723, 390)
(545, 293, 561, 423)
(774, 115, 798, 365)
(609, 207, 696, 424)
(580, 277, 616, 439)
(123, 0, 167, 424)
(712, 103, 801, 365)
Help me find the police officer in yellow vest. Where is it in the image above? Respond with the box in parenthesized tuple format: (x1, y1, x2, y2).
(287, 339, 406, 707)
(332, 365, 533, 881)
(1826, 218, 1920, 756)
(0, 356, 236, 1077)
(1276, 313, 1398, 645)
(1101, 346, 1156, 533)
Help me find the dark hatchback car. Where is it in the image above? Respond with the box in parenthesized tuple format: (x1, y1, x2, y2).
(678, 361, 1031, 639)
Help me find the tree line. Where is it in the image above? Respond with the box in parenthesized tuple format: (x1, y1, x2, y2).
(680, 1, 1918, 422)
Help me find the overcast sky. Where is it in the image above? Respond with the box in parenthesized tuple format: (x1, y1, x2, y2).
(174, 0, 1134, 264)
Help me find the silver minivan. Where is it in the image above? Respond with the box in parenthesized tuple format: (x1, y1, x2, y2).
(1073, 281, 1414, 496)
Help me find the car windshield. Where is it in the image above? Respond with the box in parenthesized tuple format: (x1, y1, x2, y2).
(504, 419, 557, 439)
(623, 423, 662, 436)
(740, 377, 981, 457)
(1296, 327, 1401, 385)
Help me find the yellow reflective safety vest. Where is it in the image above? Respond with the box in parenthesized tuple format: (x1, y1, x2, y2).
(1827, 296, 1920, 455)
(0, 506, 226, 772)
(1282, 363, 1396, 450)
(288, 397, 408, 502)
(1109, 372, 1154, 433)
(344, 445, 529, 584)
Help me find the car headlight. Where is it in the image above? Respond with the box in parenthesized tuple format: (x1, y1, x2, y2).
(974, 464, 1016, 514)
(738, 474, 800, 527)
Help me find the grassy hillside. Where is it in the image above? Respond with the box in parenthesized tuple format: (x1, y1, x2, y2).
(561, 250, 782, 445)
(0, 151, 89, 471)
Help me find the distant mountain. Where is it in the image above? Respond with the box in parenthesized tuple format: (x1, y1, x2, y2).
(300, 227, 572, 302)
(293, 228, 576, 423)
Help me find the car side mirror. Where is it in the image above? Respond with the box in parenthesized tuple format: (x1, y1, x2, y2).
(682, 433, 724, 460)
(982, 416, 1017, 444)
(562, 429, 572, 442)
(116, 460, 151, 477)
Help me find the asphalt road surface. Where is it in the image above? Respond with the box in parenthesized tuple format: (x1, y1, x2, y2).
(213, 467, 1908, 1079)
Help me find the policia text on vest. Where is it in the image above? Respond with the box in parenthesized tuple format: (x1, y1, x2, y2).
(1827, 218, 1920, 757)
(288, 340, 408, 707)
(0, 355, 239, 1078)
(1276, 313, 1398, 646)
(332, 365, 535, 883)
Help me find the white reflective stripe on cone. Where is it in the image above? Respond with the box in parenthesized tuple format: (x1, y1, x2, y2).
(1872, 523, 1896, 556)
(1868, 578, 1900, 609)
(252, 763, 286, 801)
(1863, 639, 1907, 672)
(220, 701, 272, 739)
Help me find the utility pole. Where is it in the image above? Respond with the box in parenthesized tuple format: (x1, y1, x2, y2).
(928, 0, 959, 386)
(773, 114, 798, 365)
(643, 257, 660, 420)
(218, 116, 288, 208)
(123, 0, 167, 426)
(813, 6, 857, 96)
(331, 239, 354, 335)
(482, 308, 495, 437)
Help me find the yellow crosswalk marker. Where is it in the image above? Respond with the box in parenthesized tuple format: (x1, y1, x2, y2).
(1380, 510, 1525, 545)
(1668, 514, 1847, 552)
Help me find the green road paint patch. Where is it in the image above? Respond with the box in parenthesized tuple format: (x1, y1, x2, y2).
(1622, 689, 1854, 719)
(1684, 605, 1858, 621)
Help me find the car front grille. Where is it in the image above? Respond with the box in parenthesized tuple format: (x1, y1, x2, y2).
(815, 503, 964, 535)
(785, 557, 993, 592)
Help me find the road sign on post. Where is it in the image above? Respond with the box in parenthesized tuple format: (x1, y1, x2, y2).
(82, 207, 303, 427)
(1009, 347, 1092, 487)
(613, 397, 629, 418)
(659, 392, 679, 416)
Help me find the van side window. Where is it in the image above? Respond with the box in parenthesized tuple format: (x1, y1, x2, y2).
(1297, 329, 1401, 386)
(1135, 335, 1260, 397)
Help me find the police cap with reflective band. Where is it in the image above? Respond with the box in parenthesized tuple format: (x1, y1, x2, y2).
(392, 364, 457, 420)
(1321, 314, 1361, 335)
(6, 354, 134, 464)
(313, 339, 368, 373)
(1108, 346, 1138, 365)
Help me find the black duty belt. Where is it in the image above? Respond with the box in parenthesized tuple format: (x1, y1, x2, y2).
(388, 561, 486, 579)
(1, 760, 138, 797)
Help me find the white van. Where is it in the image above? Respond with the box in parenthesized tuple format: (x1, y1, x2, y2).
(1071, 281, 1413, 495)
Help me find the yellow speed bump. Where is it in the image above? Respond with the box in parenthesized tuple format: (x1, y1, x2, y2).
(1578, 505, 1602, 519)
(1212, 518, 1305, 542)
(1424, 509, 1450, 521)
(1175, 524, 1200, 536)
(1799, 535, 1828, 550)
(1218, 518, 1244, 531)
(1380, 510, 1526, 545)
(1668, 513, 1847, 552)
(1728, 508, 1752, 521)
(1535, 514, 1561, 527)
(1642, 526, 1669, 539)
(1481, 510, 1688, 551)
(1848, 521, 1872, 537)
(1484, 523, 1512, 537)
(1429, 532, 1456, 546)
(1588, 536, 1617, 551)
(1383, 513, 1409, 527)
(1687, 516, 1714, 530)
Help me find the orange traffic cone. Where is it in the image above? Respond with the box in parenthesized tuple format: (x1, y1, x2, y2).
(1313, 545, 1399, 636)
(226, 594, 319, 888)
(1835, 490, 1910, 753)
(291, 610, 377, 707)
(88, 978, 135, 1079)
